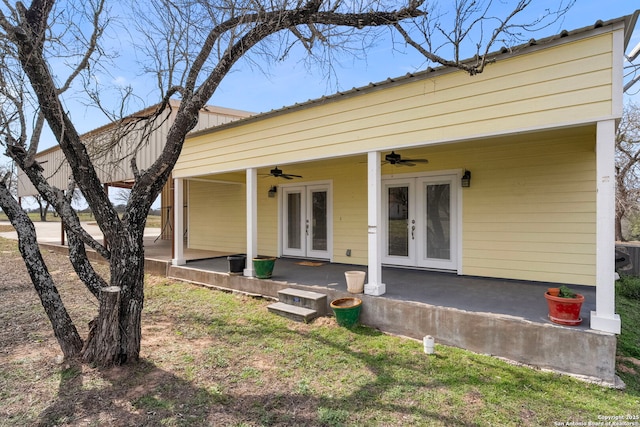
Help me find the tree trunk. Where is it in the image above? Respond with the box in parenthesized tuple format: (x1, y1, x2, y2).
(113, 235, 145, 364)
(81, 230, 145, 365)
(615, 210, 625, 242)
(82, 286, 121, 366)
(37, 199, 48, 222)
(0, 184, 84, 358)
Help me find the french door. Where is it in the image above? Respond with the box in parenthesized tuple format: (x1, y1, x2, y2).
(383, 174, 457, 270)
(282, 184, 331, 259)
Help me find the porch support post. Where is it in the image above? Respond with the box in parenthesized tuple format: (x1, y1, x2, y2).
(172, 177, 185, 266)
(244, 168, 257, 277)
(365, 151, 386, 296)
(591, 119, 621, 334)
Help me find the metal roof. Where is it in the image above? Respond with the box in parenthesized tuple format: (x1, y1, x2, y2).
(187, 10, 639, 139)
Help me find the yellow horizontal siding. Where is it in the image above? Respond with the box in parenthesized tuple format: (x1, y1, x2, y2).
(467, 267, 595, 285)
(330, 160, 369, 264)
(183, 39, 610, 159)
(256, 188, 279, 256)
(464, 240, 594, 254)
(465, 249, 594, 265)
(460, 130, 596, 285)
(175, 32, 614, 178)
(188, 181, 246, 252)
(185, 158, 369, 262)
(464, 231, 594, 244)
(465, 221, 594, 234)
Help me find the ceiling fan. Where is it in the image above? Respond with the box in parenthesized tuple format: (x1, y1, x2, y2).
(263, 167, 303, 179)
(383, 151, 429, 167)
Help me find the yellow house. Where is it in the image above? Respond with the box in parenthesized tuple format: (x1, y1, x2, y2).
(172, 13, 640, 342)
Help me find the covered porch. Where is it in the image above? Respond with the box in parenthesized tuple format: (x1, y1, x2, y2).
(170, 125, 621, 337)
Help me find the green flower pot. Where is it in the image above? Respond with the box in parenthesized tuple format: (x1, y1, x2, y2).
(330, 297, 362, 328)
(252, 257, 276, 279)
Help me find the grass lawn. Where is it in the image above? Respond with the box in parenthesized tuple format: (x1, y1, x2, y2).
(0, 237, 639, 426)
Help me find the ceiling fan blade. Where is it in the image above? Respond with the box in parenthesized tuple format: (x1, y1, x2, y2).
(404, 158, 429, 163)
(267, 167, 302, 179)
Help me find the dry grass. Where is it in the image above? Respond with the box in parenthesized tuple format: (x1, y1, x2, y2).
(1, 237, 639, 426)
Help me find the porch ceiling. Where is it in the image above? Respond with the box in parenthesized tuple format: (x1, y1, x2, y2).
(178, 125, 596, 180)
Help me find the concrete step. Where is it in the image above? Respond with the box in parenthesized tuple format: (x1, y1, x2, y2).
(278, 287, 327, 315)
(267, 302, 318, 323)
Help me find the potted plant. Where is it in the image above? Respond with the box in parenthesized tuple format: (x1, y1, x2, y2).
(544, 285, 584, 326)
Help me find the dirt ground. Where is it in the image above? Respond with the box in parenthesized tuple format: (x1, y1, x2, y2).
(1, 242, 218, 425)
(0, 238, 344, 426)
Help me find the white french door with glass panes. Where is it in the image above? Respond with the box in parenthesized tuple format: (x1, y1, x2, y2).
(383, 174, 458, 270)
(282, 184, 331, 260)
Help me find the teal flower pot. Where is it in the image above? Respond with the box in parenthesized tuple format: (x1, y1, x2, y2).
(330, 297, 362, 328)
(252, 257, 276, 279)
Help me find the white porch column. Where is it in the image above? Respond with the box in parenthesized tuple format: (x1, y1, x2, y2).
(591, 120, 621, 334)
(172, 178, 185, 266)
(365, 151, 386, 296)
(244, 168, 258, 277)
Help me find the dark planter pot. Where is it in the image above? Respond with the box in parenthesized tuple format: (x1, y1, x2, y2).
(252, 257, 276, 279)
(330, 297, 362, 328)
(227, 255, 246, 274)
(544, 292, 584, 326)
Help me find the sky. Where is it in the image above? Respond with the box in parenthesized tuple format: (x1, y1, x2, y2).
(206, 1, 640, 116)
(4, 1, 640, 162)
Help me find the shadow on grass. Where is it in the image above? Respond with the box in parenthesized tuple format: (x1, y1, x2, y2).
(4, 265, 630, 426)
(138, 300, 488, 426)
(35, 355, 481, 427)
(24, 285, 640, 426)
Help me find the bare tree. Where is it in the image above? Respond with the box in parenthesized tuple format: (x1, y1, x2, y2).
(29, 194, 51, 221)
(0, 0, 575, 366)
(616, 103, 640, 241)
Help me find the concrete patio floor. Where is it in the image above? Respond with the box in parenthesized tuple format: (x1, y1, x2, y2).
(134, 228, 597, 329)
(164, 252, 616, 384)
(183, 255, 597, 330)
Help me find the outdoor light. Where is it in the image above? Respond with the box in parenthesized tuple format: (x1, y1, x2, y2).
(461, 170, 471, 187)
(268, 186, 277, 198)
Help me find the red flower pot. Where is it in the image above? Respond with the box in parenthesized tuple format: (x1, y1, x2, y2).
(544, 292, 584, 326)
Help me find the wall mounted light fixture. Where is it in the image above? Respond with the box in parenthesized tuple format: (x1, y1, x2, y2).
(461, 170, 471, 188)
(268, 186, 278, 198)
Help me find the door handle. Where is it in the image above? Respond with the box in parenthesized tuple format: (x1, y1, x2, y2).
(411, 225, 415, 240)
(306, 220, 309, 236)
